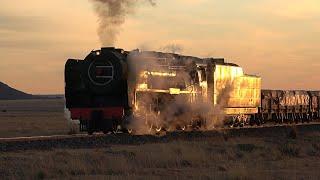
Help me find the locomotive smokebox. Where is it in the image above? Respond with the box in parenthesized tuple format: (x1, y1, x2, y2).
(65, 47, 129, 96)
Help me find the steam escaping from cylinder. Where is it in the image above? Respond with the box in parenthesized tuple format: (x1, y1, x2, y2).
(205, 83, 233, 130)
(90, 0, 157, 46)
(126, 51, 234, 134)
(64, 107, 79, 134)
(64, 107, 71, 122)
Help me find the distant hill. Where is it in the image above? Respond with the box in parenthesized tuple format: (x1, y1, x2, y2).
(0, 81, 36, 100)
(0, 81, 64, 100)
(37, 94, 64, 99)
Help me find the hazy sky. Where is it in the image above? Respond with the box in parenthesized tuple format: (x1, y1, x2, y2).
(0, 0, 319, 94)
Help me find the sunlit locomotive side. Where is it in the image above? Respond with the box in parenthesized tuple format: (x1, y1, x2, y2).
(128, 51, 205, 132)
(212, 64, 261, 126)
(128, 50, 261, 132)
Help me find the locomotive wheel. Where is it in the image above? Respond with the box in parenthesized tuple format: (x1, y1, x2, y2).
(113, 125, 121, 134)
(127, 128, 134, 134)
(147, 123, 163, 133)
(166, 125, 174, 132)
(148, 124, 154, 133)
(88, 129, 94, 135)
(230, 116, 237, 128)
(181, 125, 186, 131)
(87, 120, 94, 135)
(256, 119, 261, 126)
(102, 120, 113, 134)
(249, 119, 254, 126)
(148, 124, 161, 133)
(294, 114, 299, 124)
(306, 114, 311, 123)
(155, 126, 162, 133)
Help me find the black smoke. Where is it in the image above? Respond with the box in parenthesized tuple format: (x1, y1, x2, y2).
(91, 0, 157, 46)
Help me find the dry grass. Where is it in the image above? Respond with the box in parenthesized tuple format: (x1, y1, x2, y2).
(0, 99, 69, 137)
(0, 99, 320, 179)
(1, 132, 320, 179)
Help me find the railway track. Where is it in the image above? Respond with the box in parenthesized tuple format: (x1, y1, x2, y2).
(0, 122, 319, 152)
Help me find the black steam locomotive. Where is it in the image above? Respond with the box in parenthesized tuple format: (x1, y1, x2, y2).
(65, 48, 130, 134)
(65, 47, 320, 134)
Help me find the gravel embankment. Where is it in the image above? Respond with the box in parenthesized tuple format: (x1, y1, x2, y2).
(0, 123, 319, 152)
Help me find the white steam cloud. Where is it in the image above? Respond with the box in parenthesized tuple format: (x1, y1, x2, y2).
(126, 52, 234, 134)
(64, 106, 79, 134)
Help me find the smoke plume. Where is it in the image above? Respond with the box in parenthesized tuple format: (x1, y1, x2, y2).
(161, 43, 184, 54)
(91, 0, 157, 46)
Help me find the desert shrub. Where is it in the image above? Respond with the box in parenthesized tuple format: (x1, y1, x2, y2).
(70, 169, 86, 176)
(217, 165, 227, 172)
(36, 170, 46, 180)
(307, 143, 320, 156)
(221, 132, 229, 141)
(236, 152, 244, 159)
(173, 147, 182, 155)
(312, 143, 320, 152)
(279, 143, 300, 157)
(237, 144, 256, 152)
(106, 150, 136, 161)
(180, 160, 192, 167)
(228, 166, 250, 180)
(307, 149, 317, 156)
(106, 169, 123, 175)
(287, 127, 297, 139)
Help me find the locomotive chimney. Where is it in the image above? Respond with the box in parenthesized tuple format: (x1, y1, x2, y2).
(101, 47, 115, 54)
(101, 47, 124, 54)
(101, 47, 115, 51)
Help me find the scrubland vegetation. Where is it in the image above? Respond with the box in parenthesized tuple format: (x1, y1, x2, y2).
(0, 99, 319, 179)
(1, 131, 319, 179)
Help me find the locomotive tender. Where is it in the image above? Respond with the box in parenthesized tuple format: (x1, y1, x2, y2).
(65, 47, 320, 134)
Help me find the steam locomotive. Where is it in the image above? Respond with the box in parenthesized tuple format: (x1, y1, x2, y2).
(65, 48, 130, 134)
(65, 47, 320, 134)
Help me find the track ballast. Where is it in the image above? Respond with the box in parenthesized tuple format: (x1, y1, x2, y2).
(0, 122, 319, 152)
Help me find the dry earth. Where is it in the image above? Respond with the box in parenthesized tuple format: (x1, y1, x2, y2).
(0, 130, 319, 179)
(0, 99, 68, 137)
